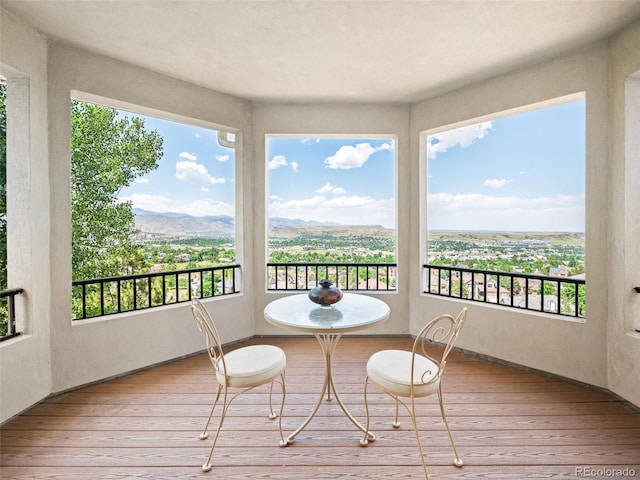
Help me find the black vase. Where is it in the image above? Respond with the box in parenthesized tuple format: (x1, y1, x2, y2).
(308, 279, 343, 307)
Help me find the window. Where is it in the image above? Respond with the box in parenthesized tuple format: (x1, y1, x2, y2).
(71, 98, 238, 319)
(423, 96, 586, 317)
(266, 135, 397, 291)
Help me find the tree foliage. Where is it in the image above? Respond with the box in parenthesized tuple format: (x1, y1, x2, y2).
(71, 101, 163, 280)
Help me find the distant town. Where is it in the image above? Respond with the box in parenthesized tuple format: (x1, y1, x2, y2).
(132, 210, 585, 279)
(427, 230, 585, 278)
(126, 213, 588, 315)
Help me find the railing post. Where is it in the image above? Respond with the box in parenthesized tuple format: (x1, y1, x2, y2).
(265, 262, 397, 293)
(71, 265, 242, 321)
(8, 293, 16, 336)
(422, 264, 585, 319)
(1, 288, 25, 341)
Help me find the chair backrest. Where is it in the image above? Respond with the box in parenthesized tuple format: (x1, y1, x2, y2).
(411, 307, 467, 387)
(191, 298, 226, 378)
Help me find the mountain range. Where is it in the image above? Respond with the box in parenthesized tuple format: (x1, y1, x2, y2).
(133, 209, 342, 237)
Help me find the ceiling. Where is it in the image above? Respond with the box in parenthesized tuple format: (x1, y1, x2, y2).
(3, 0, 640, 104)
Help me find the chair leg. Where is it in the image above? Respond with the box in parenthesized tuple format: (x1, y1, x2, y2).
(409, 396, 430, 480)
(393, 395, 401, 428)
(268, 371, 287, 423)
(202, 387, 230, 472)
(268, 378, 277, 420)
(359, 377, 372, 446)
(437, 386, 463, 467)
(276, 371, 288, 447)
(200, 385, 222, 440)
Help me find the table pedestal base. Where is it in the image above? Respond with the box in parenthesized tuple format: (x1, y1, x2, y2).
(283, 333, 376, 445)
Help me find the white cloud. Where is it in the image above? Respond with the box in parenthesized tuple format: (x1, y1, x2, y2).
(135, 178, 150, 184)
(268, 155, 299, 172)
(119, 193, 234, 217)
(324, 142, 393, 169)
(427, 122, 492, 160)
(194, 133, 201, 138)
(175, 160, 229, 185)
(483, 178, 510, 189)
(316, 184, 332, 194)
(179, 151, 197, 161)
(316, 182, 346, 195)
(118, 193, 174, 212)
(216, 154, 230, 162)
(427, 192, 585, 232)
(269, 194, 395, 228)
(268, 155, 289, 170)
(301, 138, 320, 144)
(175, 198, 235, 217)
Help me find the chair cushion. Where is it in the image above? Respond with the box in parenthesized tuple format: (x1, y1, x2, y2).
(367, 349, 440, 398)
(216, 344, 286, 388)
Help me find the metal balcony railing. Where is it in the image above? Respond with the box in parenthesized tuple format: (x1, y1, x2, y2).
(423, 264, 585, 318)
(1, 288, 24, 342)
(72, 265, 241, 320)
(267, 262, 397, 291)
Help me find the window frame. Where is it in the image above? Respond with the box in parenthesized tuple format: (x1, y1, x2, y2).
(69, 91, 243, 320)
(264, 133, 399, 293)
(419, 93, 586, 319)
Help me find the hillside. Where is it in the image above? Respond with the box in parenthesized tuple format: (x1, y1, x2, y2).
(133, 209, 234, 238)
(133, 210, 353, 238)
(269, 224, 392, 238)
(427, 230, 584, 246)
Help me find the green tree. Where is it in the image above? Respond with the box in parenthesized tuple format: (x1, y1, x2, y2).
(543, 280, 558, 296)
(451, 278, 470, 298)
(561, 283, 586, 316)
(71, 101, 163, 280)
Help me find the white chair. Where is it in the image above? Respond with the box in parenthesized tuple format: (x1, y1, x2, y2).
(191, 298, 287, 472)
(360, 308, 467, 479)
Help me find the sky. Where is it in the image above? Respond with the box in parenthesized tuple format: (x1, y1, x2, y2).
(117, 98, 585, 233)
(267, 137, 396, 228)
(427, 99, 585, 232)
(118, 114, 236, 217)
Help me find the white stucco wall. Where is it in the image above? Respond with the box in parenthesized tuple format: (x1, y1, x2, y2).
(410, 44, 612, 390)
(607, 20, 640, 406)
(251, 103, 411, 336)
(44, 42, 255, 395)
(0, 10, 52, 422)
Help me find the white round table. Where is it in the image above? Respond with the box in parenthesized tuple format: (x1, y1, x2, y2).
(264, 292, 390, 445)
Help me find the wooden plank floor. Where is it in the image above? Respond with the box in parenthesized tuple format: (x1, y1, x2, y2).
(2, 336, 639, 479)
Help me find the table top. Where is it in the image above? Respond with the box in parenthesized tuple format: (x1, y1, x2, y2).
(264, 292, 390, 334)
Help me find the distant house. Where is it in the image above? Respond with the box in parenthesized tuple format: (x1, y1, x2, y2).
(358, 278, 387, 290)
(549, 265, 569, 277)
(464, 274, 511, 304)
(173, 253, 191, 262)
(427, 269, 449, 294)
